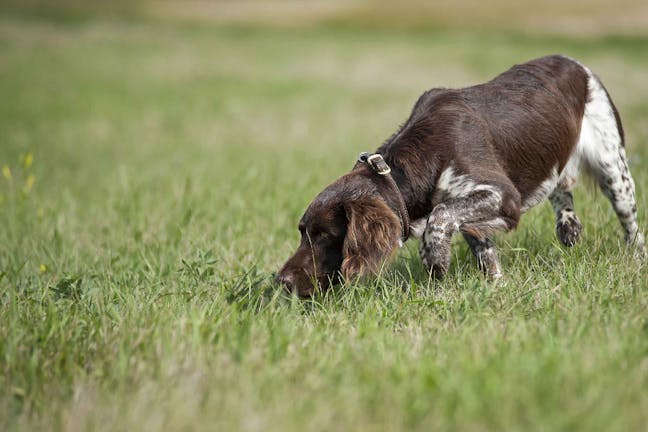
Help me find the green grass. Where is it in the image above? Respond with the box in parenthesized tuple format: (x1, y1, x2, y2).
(1, 13, 648, 432)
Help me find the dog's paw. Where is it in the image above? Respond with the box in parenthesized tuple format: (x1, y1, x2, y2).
(420, 241, 451, 279)
(556, 214, 582, 247)
(428, 263, 449, 280)
(421, 252, 449, 280)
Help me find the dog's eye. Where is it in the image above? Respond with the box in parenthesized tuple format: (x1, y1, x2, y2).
(307, 230, 330, 242)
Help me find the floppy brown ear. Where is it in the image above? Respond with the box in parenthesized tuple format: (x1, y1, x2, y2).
(341, 197, 401, 279)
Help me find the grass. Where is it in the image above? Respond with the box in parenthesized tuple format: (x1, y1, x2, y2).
(1, 9, 648, 432)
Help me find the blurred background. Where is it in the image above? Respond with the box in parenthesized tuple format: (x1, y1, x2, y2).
(2, 0, 648, 269)
(0, 0, 648, 269)
(1, 0, 647, 269)
(2, 2, 648, 430)
(4, 0, 648, 35)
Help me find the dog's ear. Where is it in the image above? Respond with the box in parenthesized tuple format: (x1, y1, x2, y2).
(341, 197, 401, 279)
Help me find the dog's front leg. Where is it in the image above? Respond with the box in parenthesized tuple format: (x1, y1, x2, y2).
(462, 234, 502, 279)
(419, 190, 513, 279)
(419, 202, 456, 278)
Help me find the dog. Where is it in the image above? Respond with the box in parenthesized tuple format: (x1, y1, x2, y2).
(276, 55, 646, 297)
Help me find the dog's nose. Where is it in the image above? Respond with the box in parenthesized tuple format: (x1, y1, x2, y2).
(275, 272, 296, 293)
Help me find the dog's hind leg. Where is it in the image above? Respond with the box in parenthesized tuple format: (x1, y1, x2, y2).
(579, 73, 646, 254)
(592, 146, 645, 254)
(462, 233, 502, 278)
(549, 188, 582, 247)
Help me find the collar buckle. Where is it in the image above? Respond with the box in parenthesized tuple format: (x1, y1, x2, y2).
(358, 152, 391, 175)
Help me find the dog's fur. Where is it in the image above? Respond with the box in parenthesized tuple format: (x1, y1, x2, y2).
(277, 55, 645, 296)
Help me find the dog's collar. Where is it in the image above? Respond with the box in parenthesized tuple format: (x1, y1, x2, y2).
(357, 152, 411, 242)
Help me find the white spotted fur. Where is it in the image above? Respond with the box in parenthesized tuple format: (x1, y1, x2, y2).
(436, 165, 501, 199)
(432, 165, 507, 235)
(560, 210, 576, 224)
(569, 61, 644, 249)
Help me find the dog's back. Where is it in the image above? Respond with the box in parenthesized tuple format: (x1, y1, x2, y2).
(464, 55, 589, 199)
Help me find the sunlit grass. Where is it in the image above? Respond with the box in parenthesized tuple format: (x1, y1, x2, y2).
(1, 13, 647, 432)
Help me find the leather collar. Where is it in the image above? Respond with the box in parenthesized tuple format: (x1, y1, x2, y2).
(357, 152, 410, 242)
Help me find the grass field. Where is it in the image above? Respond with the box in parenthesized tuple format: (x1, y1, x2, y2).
(1, 4, 648, 431)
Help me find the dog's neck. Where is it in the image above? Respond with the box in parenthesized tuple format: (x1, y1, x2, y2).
(352, 156, 434, 237)
(379, 153, 439, 222)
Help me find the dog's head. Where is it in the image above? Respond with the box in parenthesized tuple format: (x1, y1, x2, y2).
(276, 173, 402, 297)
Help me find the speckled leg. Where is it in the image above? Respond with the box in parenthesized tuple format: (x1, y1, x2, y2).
(419, 207, 455, 279)
(594, 151, 646, 254)
(579, 73, 645, 255)
(549, 188, 582, 247)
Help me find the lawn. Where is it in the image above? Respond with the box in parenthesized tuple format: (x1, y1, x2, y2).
(1, 6, 648, 431)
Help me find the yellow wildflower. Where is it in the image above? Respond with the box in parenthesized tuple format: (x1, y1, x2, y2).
(39, 264, 48, 274)
(23, 174, 35, 193)
(2, 165, 11, 181)
(24, 152, 33, 169)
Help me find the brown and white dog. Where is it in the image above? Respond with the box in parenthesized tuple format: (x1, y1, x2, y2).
(276, 55, 646, 297)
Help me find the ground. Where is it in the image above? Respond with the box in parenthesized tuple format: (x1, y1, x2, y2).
(1, 3, 648, 431)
